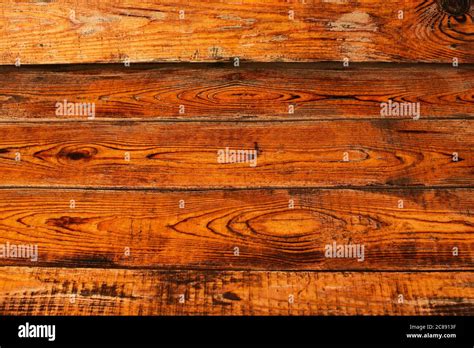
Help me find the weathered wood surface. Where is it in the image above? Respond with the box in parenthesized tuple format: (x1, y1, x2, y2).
(0, 64, 473, 121)
(0, 121, 471, 188)
(0, 268, 472, 315)
(1, 0, 473, 318)
(1, 0, 473, 64)
(0, 188, 472, 270)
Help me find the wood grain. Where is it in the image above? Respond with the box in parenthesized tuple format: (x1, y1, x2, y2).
(0, 120, 471, 188)
(0, 63, 473, 121)
(0, 267, 472, 315)
(1, 0, 473, 64)
(0, 188, 472, 270)
(1, 0, 473, 319)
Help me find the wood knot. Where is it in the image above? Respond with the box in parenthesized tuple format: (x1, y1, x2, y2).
(46, 216, 89, 228)
(59, 146, 98, 161)
(437, 0, 471, 16)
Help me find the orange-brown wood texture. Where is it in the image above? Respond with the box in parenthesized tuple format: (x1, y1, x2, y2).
(1, 268, 473, 315)
(0, 121, 471, 188)
(0, 64, 472, 121)
(0, 188, 471, 270)
(0, 0, 473, 64)
(0, 0, 473, 318)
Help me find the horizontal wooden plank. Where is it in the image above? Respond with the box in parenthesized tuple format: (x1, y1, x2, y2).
(0, 120, 472, 188)
(1, 0, 473, 64)
(0, 267, 472, 315)
(1, 64, 473, 121)
(0, 188, 472, 270)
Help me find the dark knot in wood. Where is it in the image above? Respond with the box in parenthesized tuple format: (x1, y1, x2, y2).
(438, 0, 471, 16)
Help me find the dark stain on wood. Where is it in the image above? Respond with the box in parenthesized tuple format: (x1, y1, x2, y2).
(437, 0, 472, 16)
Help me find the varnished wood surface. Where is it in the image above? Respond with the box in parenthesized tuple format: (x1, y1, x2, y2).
(1, 0, 473, 64)
(0, 1, 473, 318)
(0, 267, 472, 315)
(0, 64, 472, 121)
(0, 120, 471, 188)
(0, 188, 472, 270)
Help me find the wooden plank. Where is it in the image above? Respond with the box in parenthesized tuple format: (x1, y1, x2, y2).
(1, 0, 473, 64)
(0, 188, 472, 270)
(0, 267, 472, 315)
(1, 64, 473, 121)
(0, 120, 472, 188)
